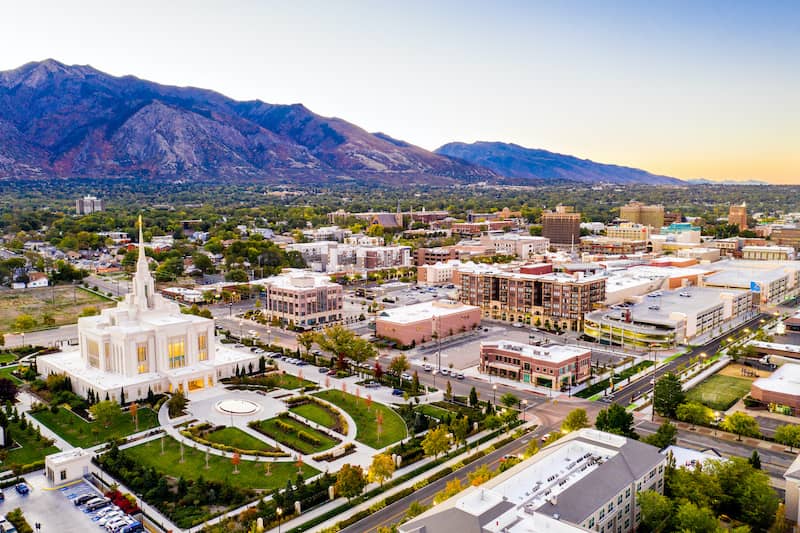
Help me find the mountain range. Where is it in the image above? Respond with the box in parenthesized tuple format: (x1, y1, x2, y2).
(0, 59, 683, 186)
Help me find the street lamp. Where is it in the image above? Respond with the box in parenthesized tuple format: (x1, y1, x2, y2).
(521, 399, 529, 422)
(267, 327, 272, 347)
(492, 384, 497, 406)
(239, 320, 243, 341)
(700, 352, 707, 366)
(276, 507, 283, 533)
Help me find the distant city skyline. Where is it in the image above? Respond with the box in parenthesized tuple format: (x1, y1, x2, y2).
(1, 0, 797, 183)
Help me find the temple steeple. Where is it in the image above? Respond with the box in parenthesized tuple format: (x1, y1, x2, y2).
(132, 215, 155, 310)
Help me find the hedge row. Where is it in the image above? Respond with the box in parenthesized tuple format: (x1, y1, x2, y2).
(312, 443, 356, 462)
(179, 429, 289, 458)
(275, 417, 322, 447)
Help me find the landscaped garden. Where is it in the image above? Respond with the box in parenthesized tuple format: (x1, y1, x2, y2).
(2, 418, 59, 472)
(288, 396, 348, 434)
(97, 437, 319, 528)
(250, 414, 339, 454)
(314, 389, 407, 448)
(685, 374, 752, 411)
(31, 405, 159, 447)
(224, 372, 315, 391)
(204, 426, 278, 452)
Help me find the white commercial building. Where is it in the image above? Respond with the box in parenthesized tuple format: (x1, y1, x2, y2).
(45, 448, 92, 485)
(401, 429, 666, 533)
(38, 217, 258, 401)
(481, 234, 550, 260)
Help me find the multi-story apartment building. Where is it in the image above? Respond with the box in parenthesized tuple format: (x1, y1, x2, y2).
(417, 260, 461, 286)
(771, 226, 800, 250)
(359, 245, 412, 270)
(286, 242, 410, 273)
(451, 220, 517, 235)
(301, 226, 352, 242)
(480, 233, 550, 259)
(579, 237, 649, 255)
(262, 270, 343, 329)
(542, 205, 581, 245)
(400, 429, 666, 533)
(480, 340, 591, 389)
(619, 201, 664, 229)
(458, 267, 606, 330)
(75, 195, 105, 215)
(728, 203, 748, 231)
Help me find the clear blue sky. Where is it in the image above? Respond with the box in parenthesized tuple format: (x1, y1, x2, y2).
(1, 0, 798, 182)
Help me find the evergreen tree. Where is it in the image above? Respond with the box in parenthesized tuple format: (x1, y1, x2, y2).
(749, 450, 761, 470)
(469, 386, 479, 407)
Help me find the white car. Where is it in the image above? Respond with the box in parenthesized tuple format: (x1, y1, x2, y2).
(98, 512, 124, 526)
(422, 364, 432, 372)
(401, 373, 413, 381)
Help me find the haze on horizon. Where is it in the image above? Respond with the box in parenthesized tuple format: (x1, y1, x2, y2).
(1, 0, 798, 184)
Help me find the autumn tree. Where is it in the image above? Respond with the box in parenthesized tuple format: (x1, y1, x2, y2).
(335, 464, 367, 501)
(422, 425, 451, 459)
(368, 453, 396, 486)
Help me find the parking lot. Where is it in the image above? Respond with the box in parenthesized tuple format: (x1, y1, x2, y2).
(0, 475, 124, 532)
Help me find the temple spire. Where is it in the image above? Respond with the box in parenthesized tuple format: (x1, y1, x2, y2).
(137, 215, 146, 263)
(133, 214, 154, 309)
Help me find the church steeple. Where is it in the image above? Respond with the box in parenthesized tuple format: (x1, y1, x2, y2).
(132, 215, 155, 310)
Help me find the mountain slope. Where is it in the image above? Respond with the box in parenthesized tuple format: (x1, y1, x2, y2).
(435, 141, 683, 185)
(0, 59, 493, 183)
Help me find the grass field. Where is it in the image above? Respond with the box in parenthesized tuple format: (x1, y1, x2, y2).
(289, 401, 347, 435)
(121, 436, 318, 490)
(204, 427, 278, 452)
(314, 389, 407, 448)
(3, 420, 59, 471)
(252, 416, 339, 454)
(0, 366, 23, 385)
(685, 374, 752, 411)
(416, 404, 451, 420)
(0, 286, 114, 332)
(31, 406, 159, 447)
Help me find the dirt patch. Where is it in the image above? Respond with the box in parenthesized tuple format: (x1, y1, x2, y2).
(0, 285, 114, 331)
(717, 363, 771, 380)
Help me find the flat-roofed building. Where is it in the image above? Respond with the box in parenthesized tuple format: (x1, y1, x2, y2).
(584, 285, 752, 349)
(260, 270, 343, 329)
(481, 233, 550, 259)
(459, 267, 605, 330)
(543, 205, 581, 245)
(417, 260, 461, 286)
(400, 429, 666, 533)
(579, 237, 649, 255)
(375, 300, 481, 346)
(701, 259, 800, 305)
(742, 245, 796, 261)
(729, 203, 748, 231)
(480, 340, 591, 389)
(771, 226, 800, 250)
(751, 363, 800, 414)
(76, 195, 104, 215)
(619, 201, 664, 230)
(605, 223, 651, 241)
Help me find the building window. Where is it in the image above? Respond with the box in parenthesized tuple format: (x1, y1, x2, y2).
(198, 334, 208, 361)
(168, 336, 187, 369)
(60, 470, 67, 481)
(137, 342, 149, 374)
(87, 339, 100, 368)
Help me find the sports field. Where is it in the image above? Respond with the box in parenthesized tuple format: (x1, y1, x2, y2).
(685, 374, 751, 411)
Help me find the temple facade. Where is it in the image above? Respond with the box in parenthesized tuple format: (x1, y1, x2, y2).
(38, 216, 259, 402)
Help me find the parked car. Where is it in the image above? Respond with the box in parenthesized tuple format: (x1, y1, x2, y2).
(401, 373, 412, 381)
(74, 493, 96, 506)
(422, 364, 432, 372)
(14, 483, 29, 495)
(455, 372, 465, 380)
(318, 367, 330, 374)
(540, 433, 552, 442)
(0, 488, 4, 501)
(439, 368, 449, 376)
(392, 389, 404, 396)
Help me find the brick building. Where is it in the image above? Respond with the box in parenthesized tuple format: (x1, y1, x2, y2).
(480, 340, 591, 389)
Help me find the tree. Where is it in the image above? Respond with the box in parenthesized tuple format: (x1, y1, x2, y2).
(642, 421, 677, 449)
(433, 478, 463, 504)
(129, 402, 139, 431)
(335, 464, 366, 501)
(774, 424, 800, 452)
(562, 408, 590, 433)
(711, 457, 779, 531)
(411, 371, 420, 395)
(0, 379, 18, 403)
(653, 373, 685, 418)
(749, 450, 761, 470)
(674, 501, 718, 532)
(675, 401, 712, 428)
(167, 391, 188, 418)
(468, 464, 495, 486)
(90, 400, 121, 428)
(468, 386, 479, 407)
(11, 314, 36, 331)
(721, 412, 760, 441)
(445, 380, 452, 401)
(595, 403, 636, 438)
(500, 392, 519, 409)
(224, 269, 249, 283)
(231, 452, 241, 474)
(367, 453, 396, 486)
(349, 337, 377, 376)
(637, 490, 673, 532)
(523, 438, 540, 459)
(450, 416, 470, 448)
(422, 425, 451, 459)
(296, 331, 315, 359)
(388, 354, 409, 386)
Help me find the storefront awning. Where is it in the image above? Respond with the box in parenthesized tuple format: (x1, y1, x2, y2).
(487, 362, 519, 373)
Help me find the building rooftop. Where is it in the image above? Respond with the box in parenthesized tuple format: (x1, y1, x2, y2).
(752, 363, 800, 397)
(482, 340, 589, 364)
(254, 269, 340, 291)
(401, 429, 663, 533)
(378, 300, 479, 325)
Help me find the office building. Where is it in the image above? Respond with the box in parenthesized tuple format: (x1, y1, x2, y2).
(376, 300, 481, 347)
(771, 226, 800, 250)
(481, 233, 550, 259)
(728, 203, 748, 231)
(75, 195, 105, 215)
(480, 340, 591, 389)
(400, 429, 666, 533)
(619, 202, 664, 229)
(542, 205, 581, 246)
(260, 270, 343, 329)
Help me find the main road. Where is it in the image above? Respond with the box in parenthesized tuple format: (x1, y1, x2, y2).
(610, 312, 769, 406)
(338, 399, 599, 533)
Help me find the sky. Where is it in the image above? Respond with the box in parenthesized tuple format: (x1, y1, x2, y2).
(1, 0, 798, 183)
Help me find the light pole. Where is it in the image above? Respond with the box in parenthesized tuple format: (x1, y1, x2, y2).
(492, 384, 497, 406)
(267, 327, 272, 347)
(276, 507, 283, 533)
(521, 399, 529, 422)
(239, 320, 243, 342)
(650, 349, 657, 422)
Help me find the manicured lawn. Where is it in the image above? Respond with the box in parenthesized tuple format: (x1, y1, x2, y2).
(0, 353, 17, 364)
(314, 389, 407, 448)
(252, 416, 339, 454)
(290, 401, 347, 434)
(686, 374, 752, 411)
(31, 406, 159, 447)
(228, 372, 314, 390)
(204, 427, 278, 452)
(3, 420, 59, 471)
(416, 404, 451, 420)
(120, 436, 318, 490)
(0, 366, 23, 385)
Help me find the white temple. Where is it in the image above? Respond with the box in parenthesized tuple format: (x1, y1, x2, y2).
(38, 216, 259, 402)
